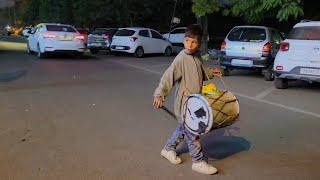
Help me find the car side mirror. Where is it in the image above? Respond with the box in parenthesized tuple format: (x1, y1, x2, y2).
(162, 37, 167, 40)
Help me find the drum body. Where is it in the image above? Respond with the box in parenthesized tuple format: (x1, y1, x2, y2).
(181, 91, 239, 135)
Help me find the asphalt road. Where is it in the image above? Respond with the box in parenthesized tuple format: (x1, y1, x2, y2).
(1, 38, 320, 180)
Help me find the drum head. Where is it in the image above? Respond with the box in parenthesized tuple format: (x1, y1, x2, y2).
(182, 94, 213, 135)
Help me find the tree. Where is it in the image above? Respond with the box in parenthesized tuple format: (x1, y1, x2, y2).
(192, 0, 220, 53)
(223, 0, 304, 23)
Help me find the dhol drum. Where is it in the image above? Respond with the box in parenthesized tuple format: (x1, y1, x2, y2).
(181, 91, 239, 135)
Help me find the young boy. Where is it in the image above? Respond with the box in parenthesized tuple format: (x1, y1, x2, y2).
(152, 24, 218, 175)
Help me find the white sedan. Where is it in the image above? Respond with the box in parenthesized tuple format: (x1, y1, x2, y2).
(110, 27, 172, 58)
(27, 23, 86, 58)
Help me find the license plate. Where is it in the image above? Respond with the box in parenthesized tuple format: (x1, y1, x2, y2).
(91, 43, 101, 46)
(115, 46, 124, 50)
(59, 36, 72, 41)
(231, 59, 253, 67)
(300, 68, 320, 76)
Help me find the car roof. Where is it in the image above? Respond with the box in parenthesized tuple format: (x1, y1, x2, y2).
(118, 27, 157, 31)
(232, 25, 270, 29)
(295, 21, 320, 28)
(38, 23, 74, 27)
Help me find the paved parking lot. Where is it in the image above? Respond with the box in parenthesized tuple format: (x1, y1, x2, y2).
(1, 39, 320, 180)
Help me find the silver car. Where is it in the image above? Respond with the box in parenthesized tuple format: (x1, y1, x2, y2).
(220, 26, 284, 81)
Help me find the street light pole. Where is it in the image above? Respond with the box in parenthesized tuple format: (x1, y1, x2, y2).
(168, 0, 177, 40)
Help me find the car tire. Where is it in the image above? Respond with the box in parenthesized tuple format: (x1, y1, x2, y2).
(37, 44, 45, 59)
(90, 49, 99, 54)
(27, 42, 33, 54)
(134, 47, 144, 58)
(164, 46, 172, 56)
(264, 71, 274, 81)
(275, 77, 288, 89)
(222, 68, 230, 76)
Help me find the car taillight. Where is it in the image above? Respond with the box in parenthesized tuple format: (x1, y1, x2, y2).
(103, 34, 110, 40)
(263, 42, 271, 52)
(130, 37, 138, 42)
(280, 42, 289, 51)
(42, 33, 57, 38)
(276, 66, 283, 70)
(221, 40, 226, 51)
(75, 35, 85, 40)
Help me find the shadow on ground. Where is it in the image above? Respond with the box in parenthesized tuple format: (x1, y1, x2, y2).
(176, 126, 250, 160)
(0, 69, 27, 82)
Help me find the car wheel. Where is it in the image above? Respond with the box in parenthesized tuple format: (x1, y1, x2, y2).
(164, 46, 172, 56)
(264, 71, 274, 81)
(37, 44, 45, 59)
(274, 77, 288, 89)
(222, 68, 230, 76)
(134, 47, 144, 58)
(27, 42, 33, 54)
(90, 49, 99, 54)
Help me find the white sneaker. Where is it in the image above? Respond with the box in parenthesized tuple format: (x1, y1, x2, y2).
(160, 149, 182, 164)
(192, 161, 218, 175)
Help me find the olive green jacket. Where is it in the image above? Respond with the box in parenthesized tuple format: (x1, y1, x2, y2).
(154, 50, 212, 123)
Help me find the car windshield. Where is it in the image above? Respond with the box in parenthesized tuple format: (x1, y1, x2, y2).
(46, 25, 76, 32)
(227, 27, 266, 42)
(92, 29, 117, 35)
(287, 26, 320, 40)
(115, 29, 135, 36)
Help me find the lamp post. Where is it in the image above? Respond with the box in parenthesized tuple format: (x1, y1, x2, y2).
(168, 0, 178, 40)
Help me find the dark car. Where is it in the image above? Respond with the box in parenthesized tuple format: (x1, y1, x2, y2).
(87, 28, 118, 54)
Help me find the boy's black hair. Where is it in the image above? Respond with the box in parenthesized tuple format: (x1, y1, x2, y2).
(185, 24, 203, 42)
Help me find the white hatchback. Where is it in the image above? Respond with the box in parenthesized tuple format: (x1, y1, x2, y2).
(27, 23, 86, 58)
(273, 21, 320, 89)
(110, 27, 172, 58)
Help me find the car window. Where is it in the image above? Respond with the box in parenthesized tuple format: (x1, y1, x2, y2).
(227, 28, 266, 42)
(31, 27, 38, 34)
(46, 25, 76, 32)
(171, 28, 185, 34)
(271, 30, 283, 44)
(287, 26, 320, 40)
(115, 29, 135, 36)
(92, 28, 117, 35)
(139, 30, 150, 37)
(151, 30, 163, 39)
(77, 30, 87, 34)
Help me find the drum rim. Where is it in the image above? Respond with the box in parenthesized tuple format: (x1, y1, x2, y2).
(182, 94, 213, 135)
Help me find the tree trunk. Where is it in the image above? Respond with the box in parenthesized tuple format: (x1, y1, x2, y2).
(197, 15, 208, 53)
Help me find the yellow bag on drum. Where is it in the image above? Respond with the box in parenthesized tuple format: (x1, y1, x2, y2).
(181, 91, 239, 135)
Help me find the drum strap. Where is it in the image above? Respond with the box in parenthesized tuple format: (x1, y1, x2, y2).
(200, 63, 229, 90)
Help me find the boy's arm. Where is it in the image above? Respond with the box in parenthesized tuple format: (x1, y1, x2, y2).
(153, 56, 183, 100)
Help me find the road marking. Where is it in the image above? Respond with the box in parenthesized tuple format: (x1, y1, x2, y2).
(108, 59, 320, 118)
(232, 92, 320, 118)
(146, 63, 170, 69)
(255, 86, 276, 100)
(109, 60, 162, 75)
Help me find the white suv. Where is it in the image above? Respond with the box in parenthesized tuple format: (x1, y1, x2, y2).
(110, 27, 172, 58)
(273, 21, 320, 89)
(27, 23, 86, 58)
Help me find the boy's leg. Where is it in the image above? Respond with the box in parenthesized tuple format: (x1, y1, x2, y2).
(161, 124, 184, 164)
(184, 127, 218, 175)
(164, 124, 184, 151)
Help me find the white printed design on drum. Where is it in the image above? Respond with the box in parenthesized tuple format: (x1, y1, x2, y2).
(182, 95, 213, 135)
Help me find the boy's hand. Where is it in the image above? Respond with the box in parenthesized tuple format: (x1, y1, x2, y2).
(212, 68, 222, 77)
(153, 97, 163, 109)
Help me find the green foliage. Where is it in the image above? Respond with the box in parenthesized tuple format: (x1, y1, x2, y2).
(226, 0, 304, 23)
(192, 0, 220, 17)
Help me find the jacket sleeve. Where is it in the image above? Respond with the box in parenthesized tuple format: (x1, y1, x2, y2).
(154, 56, 183, 100)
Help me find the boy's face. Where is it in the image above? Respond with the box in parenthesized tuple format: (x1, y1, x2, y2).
(183, 36, 201, 54)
